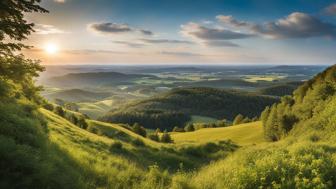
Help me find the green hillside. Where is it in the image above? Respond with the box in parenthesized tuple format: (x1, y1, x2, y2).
(45, 72, 158, 87)
(180, 64, 336, 188)
(101, 87, 278, 130)
(258, 81, 303, 97)
(172, 121, 265, 146)
(44, 88, 112, 102)
(4, 1, 336, 188)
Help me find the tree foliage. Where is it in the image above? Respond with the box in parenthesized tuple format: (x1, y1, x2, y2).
(101, 87, 277, 130)
(0, 0, 48, 55)
(160, 131, 173, 143)
(262, 65, 336, 141)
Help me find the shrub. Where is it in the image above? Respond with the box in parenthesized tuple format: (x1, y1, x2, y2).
(68, 114, 78, 125)
(87, 125, 98, 134)
(42, 103, 54, 111)
(54, 106, 65, 117)
(131, 138, 145, 147)
(132, 123, 147, 137)
(160, 131, 173, 143)
(233, 114, 244, 125)
(172, 126, 185, 132)
(148, 133, 159, 141)
(184, 123, 195, 132)
(309, 134, 320, 142)
(109, 141, 123, 152)
(77, 118, 88, 129)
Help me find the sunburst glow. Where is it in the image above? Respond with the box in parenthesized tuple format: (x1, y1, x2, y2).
(45, 43, 59, 54)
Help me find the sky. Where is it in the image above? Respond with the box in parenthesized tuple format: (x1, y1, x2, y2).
(23, 0, 336, 65)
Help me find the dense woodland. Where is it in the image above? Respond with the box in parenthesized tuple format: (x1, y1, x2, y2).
(101, 87, 278, 129)
(261, 65, 336, 141)
(258, 81, 303, 97)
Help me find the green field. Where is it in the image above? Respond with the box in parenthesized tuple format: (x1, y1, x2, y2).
(243, 75, 287, 82)
(172, 121, 265, 146)
(188, 115, 218, 124)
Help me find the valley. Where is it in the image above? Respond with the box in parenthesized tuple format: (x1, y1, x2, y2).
(2, 1, 336, 188)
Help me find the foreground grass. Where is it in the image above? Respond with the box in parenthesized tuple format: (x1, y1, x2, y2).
(40, 108, 239, 188)
(172, 121, 265, 146)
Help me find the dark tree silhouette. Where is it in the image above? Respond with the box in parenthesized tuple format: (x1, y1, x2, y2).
(0, 0, 48, 56)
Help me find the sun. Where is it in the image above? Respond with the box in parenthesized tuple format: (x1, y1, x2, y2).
(45, 43, 59, 54)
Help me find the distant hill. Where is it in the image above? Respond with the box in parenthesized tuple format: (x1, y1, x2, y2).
(179, 78, 258, 88)
(262, 64, 336, 141)
(101, 87, 278, 130)
(258, 81, 303, 96)
(44, 71, 158, 87)
(44, 88, 112, 102)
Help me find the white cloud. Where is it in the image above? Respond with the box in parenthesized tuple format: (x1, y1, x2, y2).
(34, 24, 66, 35)
(54, 0, 65, 3)
(325, 3, 336, 15)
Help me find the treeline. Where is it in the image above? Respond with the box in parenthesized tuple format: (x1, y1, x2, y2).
(258, 81, 303, 97)
(43, 103, 89, 130)
(261, 65, 336, 141)
(172, 115, 257, 133)
(117, 123, 174, 143)
(100, 111, 190, 130)
(102, 87, 277, 129)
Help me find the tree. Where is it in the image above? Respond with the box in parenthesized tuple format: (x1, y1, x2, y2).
(233, 114, 244, 125)
(172, 126, 185, 132)
(184, 123, 195, 132)
(261, 106, 270, 125)
(148, 133, 159, 141)
(69, 114, 78, 125)
(0, 0, 47, 102)
(160, 131, 173, 143)
(132, 123, 147, 137)
(54, 106, 65, 117)
(78, 118, 88, 129)
(155, 128, 161, 133)
(241, 117, 251, 124)
(0, 0, 48, 56)
(217, 119, 228, 127)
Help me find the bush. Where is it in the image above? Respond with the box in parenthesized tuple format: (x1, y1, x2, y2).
(68, 114, 78, 125)
(109, 141, 123, 152)
(148, 133, 159, 141)
(172, 126, 185, 132)
(77, 118, 88, 129)
(131, 138, 145, 147)
(54, 106, 65, 117)
(132, 123, 147, 137)
(87, 125, 98, 134)
(160, 132, 173, 143)
(233, 114, 244, 125)
(42, 103, 54, 111)
(184, 123, 195, 132)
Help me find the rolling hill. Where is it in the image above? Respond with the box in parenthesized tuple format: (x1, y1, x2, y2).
(257, 81, 303, 96)
(101, 87, 278, 130)
(44, 71, 158, 87)
(43, 88, 112, 102)
(172, 121, 265, 146)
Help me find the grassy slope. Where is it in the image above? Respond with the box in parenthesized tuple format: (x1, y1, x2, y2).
(87, 119, 162, 148)
(172, 121, 264, 146)
(40, 108, 242, 188)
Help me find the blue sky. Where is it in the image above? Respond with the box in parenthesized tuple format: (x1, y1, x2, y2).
(25, 0, 336, 65)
